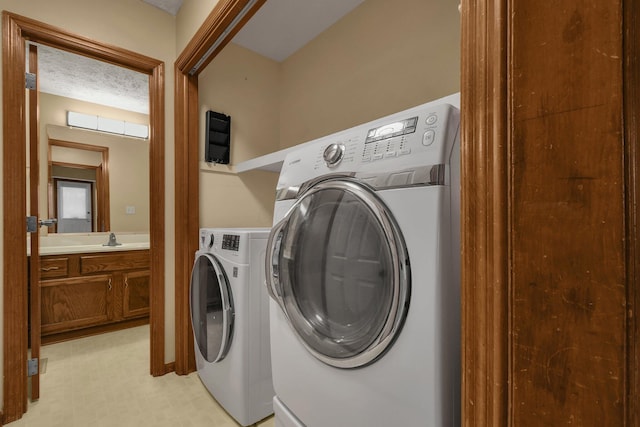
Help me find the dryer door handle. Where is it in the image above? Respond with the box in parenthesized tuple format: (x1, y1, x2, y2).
(265, 219, 287, 309)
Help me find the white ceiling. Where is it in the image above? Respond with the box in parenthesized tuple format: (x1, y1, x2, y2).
(232, 0, 364, 62)
(36, 0, 365, 114)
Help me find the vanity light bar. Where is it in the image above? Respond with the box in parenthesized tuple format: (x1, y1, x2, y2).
(67, 111, 149, 139)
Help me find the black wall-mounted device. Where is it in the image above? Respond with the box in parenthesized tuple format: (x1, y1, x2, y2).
(205, 110, 231, 164)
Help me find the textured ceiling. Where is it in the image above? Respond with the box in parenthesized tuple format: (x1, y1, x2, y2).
(35, 44, 150, 114)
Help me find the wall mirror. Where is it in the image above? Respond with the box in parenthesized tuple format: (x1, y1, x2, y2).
(33, 43, 151, 235)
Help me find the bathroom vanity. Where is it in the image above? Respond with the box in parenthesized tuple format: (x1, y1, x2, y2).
(32, 233, 151, 344)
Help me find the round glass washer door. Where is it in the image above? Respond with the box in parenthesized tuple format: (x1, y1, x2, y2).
(190, 253, 234, 363)
(267, 178, 411, 369)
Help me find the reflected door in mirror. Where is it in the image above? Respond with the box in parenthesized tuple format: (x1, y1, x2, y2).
(56, 180, 93, 232)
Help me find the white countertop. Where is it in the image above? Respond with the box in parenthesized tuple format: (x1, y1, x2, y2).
(38, 242, 150, 256)
(30, 232, 150, 256)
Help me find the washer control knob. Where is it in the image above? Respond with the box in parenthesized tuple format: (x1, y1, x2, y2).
(323, 143, 345, 167)
(208, 234, 214, 249)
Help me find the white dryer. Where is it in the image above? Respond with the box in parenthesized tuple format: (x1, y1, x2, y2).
(190, 227, 274, 426)
(266, 94, 461, 426)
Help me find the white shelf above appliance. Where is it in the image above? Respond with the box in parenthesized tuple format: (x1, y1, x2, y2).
(234, 145, 301, 173)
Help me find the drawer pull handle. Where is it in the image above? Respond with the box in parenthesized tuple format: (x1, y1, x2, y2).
(41, 266, 60, 272)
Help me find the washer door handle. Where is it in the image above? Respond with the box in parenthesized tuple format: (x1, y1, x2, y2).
(265, 219, 286, 309)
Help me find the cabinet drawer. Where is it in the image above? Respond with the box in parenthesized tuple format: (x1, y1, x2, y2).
(40, 257, 69, 279)
(80, 250, 150, 274)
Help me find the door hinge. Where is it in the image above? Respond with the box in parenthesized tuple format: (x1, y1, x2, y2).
(26, 216, 37, 233)
(25, 72, 36, 90)
(27, 358, 38, 376)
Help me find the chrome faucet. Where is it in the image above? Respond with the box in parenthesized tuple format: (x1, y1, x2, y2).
(103, 232, 122, 247)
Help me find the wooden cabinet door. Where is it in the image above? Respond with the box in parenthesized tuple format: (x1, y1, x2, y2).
(122, 270, 150, 319)
(41, 274, 113, 334)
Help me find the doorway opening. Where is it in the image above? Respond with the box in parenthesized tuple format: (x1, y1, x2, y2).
(2, 11, 166, 424)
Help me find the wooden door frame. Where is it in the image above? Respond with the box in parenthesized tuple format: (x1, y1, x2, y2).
(48, 139, 110, 233)
(173, 0, 266, 375)
(625, 0, 640, 422)
(461, 0, 637, 425)
(2, 11, 166, 423)
(459, 1, 509, 424)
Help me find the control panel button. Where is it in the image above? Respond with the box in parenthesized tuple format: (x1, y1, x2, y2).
(323, 143, 346, 167)
(426, 114, 438, 125)
(422, 129, 436, 146)
(399, 148, 411, 155)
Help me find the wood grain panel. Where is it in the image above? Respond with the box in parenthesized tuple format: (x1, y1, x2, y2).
(28, 42, 42, 403)
(123, 270, 150, 318)
(623, 0, 640, 423)
(80, 251, 150, 274)
(40, 275, 111, 334)
(2, 11, 29, 421)
(510, 1, 625, 424)
(460, 0, 509, 425)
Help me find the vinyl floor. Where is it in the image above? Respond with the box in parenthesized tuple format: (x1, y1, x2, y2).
(10, 325, 275, 427)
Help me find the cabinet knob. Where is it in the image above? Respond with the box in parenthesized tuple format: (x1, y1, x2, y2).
(108, 278, 112, 291)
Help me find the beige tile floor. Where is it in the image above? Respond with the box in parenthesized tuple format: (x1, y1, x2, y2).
(11, 325, 275, 427)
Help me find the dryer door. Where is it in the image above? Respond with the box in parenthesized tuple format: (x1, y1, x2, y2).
(190, 253, 234, 363)
(266, 178, 410, 369)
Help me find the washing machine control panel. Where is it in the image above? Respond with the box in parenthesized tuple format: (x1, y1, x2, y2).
(221, 234, 240, 251)
(277, 99, 459, 191)
(310, 103, 457, 172)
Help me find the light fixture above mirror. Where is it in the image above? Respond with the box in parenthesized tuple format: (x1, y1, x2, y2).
(67, 111, 149, 139)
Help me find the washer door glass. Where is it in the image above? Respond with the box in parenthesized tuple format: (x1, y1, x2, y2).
(273, 179, 410, 368)
(190, 253, 234, 363)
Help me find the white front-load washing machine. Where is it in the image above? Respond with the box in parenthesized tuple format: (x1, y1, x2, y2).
(190, 227, 274, 426)
(265, 94, 461, 426)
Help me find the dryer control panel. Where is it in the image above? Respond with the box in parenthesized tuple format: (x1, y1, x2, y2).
(277, 98, 460, 189)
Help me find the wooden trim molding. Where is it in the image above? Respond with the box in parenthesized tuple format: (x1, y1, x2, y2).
(624, 0, 640, 423)
(460, 1, 509, 425)
(3, 12, 29, 420)
(2, 11, 166, 423)
(173, 0, 265, 375)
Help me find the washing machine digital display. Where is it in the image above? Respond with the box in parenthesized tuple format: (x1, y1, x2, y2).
(365, 116, 418, 143)
(222, 234, 240, 251)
